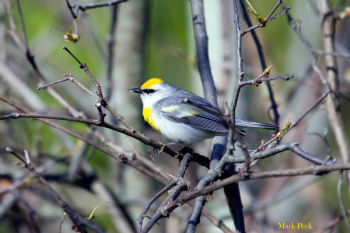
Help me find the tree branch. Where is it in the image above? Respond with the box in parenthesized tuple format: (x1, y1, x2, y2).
(5, 148, 106, 233)
(317, 0, 350, 179)
(163, 163, 350, 214)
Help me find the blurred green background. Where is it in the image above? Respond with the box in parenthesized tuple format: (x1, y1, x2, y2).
(1, 0, 350, 232)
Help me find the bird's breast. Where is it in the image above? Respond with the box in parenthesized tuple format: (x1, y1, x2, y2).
(142, 107, 159, 130)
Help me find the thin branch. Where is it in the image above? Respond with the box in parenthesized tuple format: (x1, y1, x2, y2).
(106, 5, 118, 101)
(265, 0, 282, 22)
(317, 0, 350, 172)
(243, 176, 320, 214)
(237, 135, 251, 174)
(240, 75, 293, 87)
(0, 97, 171, 185)
(290, 90, 331, 129)
(225, 142, 334, 166)
(140, 154, 192, 233)
(81, 14, 106, 59)
(163, 163, 350, 214)
(337, 174, 350, 230)
(312, 49, 350, 60)
(93, 184, 137, 233)
(201, 209, 235, 233)
(8, 0, 86, 118)
(72, 0, 127, 17)
(186, 168, 223, 233)
(37, 77, 70, 90)
(65, 0, 77, 19)
(315, 209, 350, 233)
(63, 73, 97, 98)
(130, 139, 343, 220)
(188, 0, 240, 232)
(241, 6, 291, 36)
(240, 0, 283, 127)
(190, 0, 217, 106)
(5, 148, 106, 233)
(14, 0, 29, 49)
(4, 3, 239, 231)
(228, 0, 244, 151)
(249, 90, 331, 153)
(289, 144, 335, 165)
(58, 48, 212, 167)
(0, 95, 210, 169)
(63, 47, 133, 131)
(138, 180, 177, 232)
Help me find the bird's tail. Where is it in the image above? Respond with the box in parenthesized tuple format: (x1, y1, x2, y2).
(235, 118, 278, 130)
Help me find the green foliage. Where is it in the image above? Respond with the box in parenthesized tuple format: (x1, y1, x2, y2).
(329, 0, 349, 9)
(91, 212, 118, 233)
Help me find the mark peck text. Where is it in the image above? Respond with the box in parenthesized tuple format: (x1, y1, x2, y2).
(278, 222, 312, 230)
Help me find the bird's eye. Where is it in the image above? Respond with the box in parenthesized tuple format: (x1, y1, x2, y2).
(143, 89, 156, 94)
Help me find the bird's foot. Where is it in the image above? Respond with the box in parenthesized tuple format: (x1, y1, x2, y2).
(153, 142, 179, 154)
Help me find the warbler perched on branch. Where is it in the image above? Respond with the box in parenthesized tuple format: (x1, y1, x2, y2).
(129, 78, 277, 144)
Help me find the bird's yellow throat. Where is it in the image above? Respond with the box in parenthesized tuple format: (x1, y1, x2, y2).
(142, 107, 159, 130)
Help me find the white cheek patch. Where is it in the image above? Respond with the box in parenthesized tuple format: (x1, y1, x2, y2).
(140, 90, 168, 108)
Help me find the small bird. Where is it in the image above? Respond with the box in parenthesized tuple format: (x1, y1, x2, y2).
(129, 78, 277, 144)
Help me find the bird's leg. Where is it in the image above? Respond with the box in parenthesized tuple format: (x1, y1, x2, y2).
(153, 142, 179, 154)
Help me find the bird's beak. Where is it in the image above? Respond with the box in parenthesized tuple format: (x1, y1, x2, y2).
(128, 88, 142, 94)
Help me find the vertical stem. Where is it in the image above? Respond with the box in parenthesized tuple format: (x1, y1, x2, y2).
(240, 0, 280, 128)
(190, 0, 218, 106)
(188, 0, 245, 232)
(228, 0, 244, 151)
(317, 0, 350, 173)
(106, 5, 118, 101)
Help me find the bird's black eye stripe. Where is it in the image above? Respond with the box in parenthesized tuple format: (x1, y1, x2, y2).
(143, 89, 156, 94)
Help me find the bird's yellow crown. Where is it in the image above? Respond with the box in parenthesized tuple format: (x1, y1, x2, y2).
(141, 78, 163, 89)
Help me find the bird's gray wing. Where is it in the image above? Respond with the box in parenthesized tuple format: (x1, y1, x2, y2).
(181, 91, 277, 130)
(158, 97, 228, 133)
(175, 89, 223, 116)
